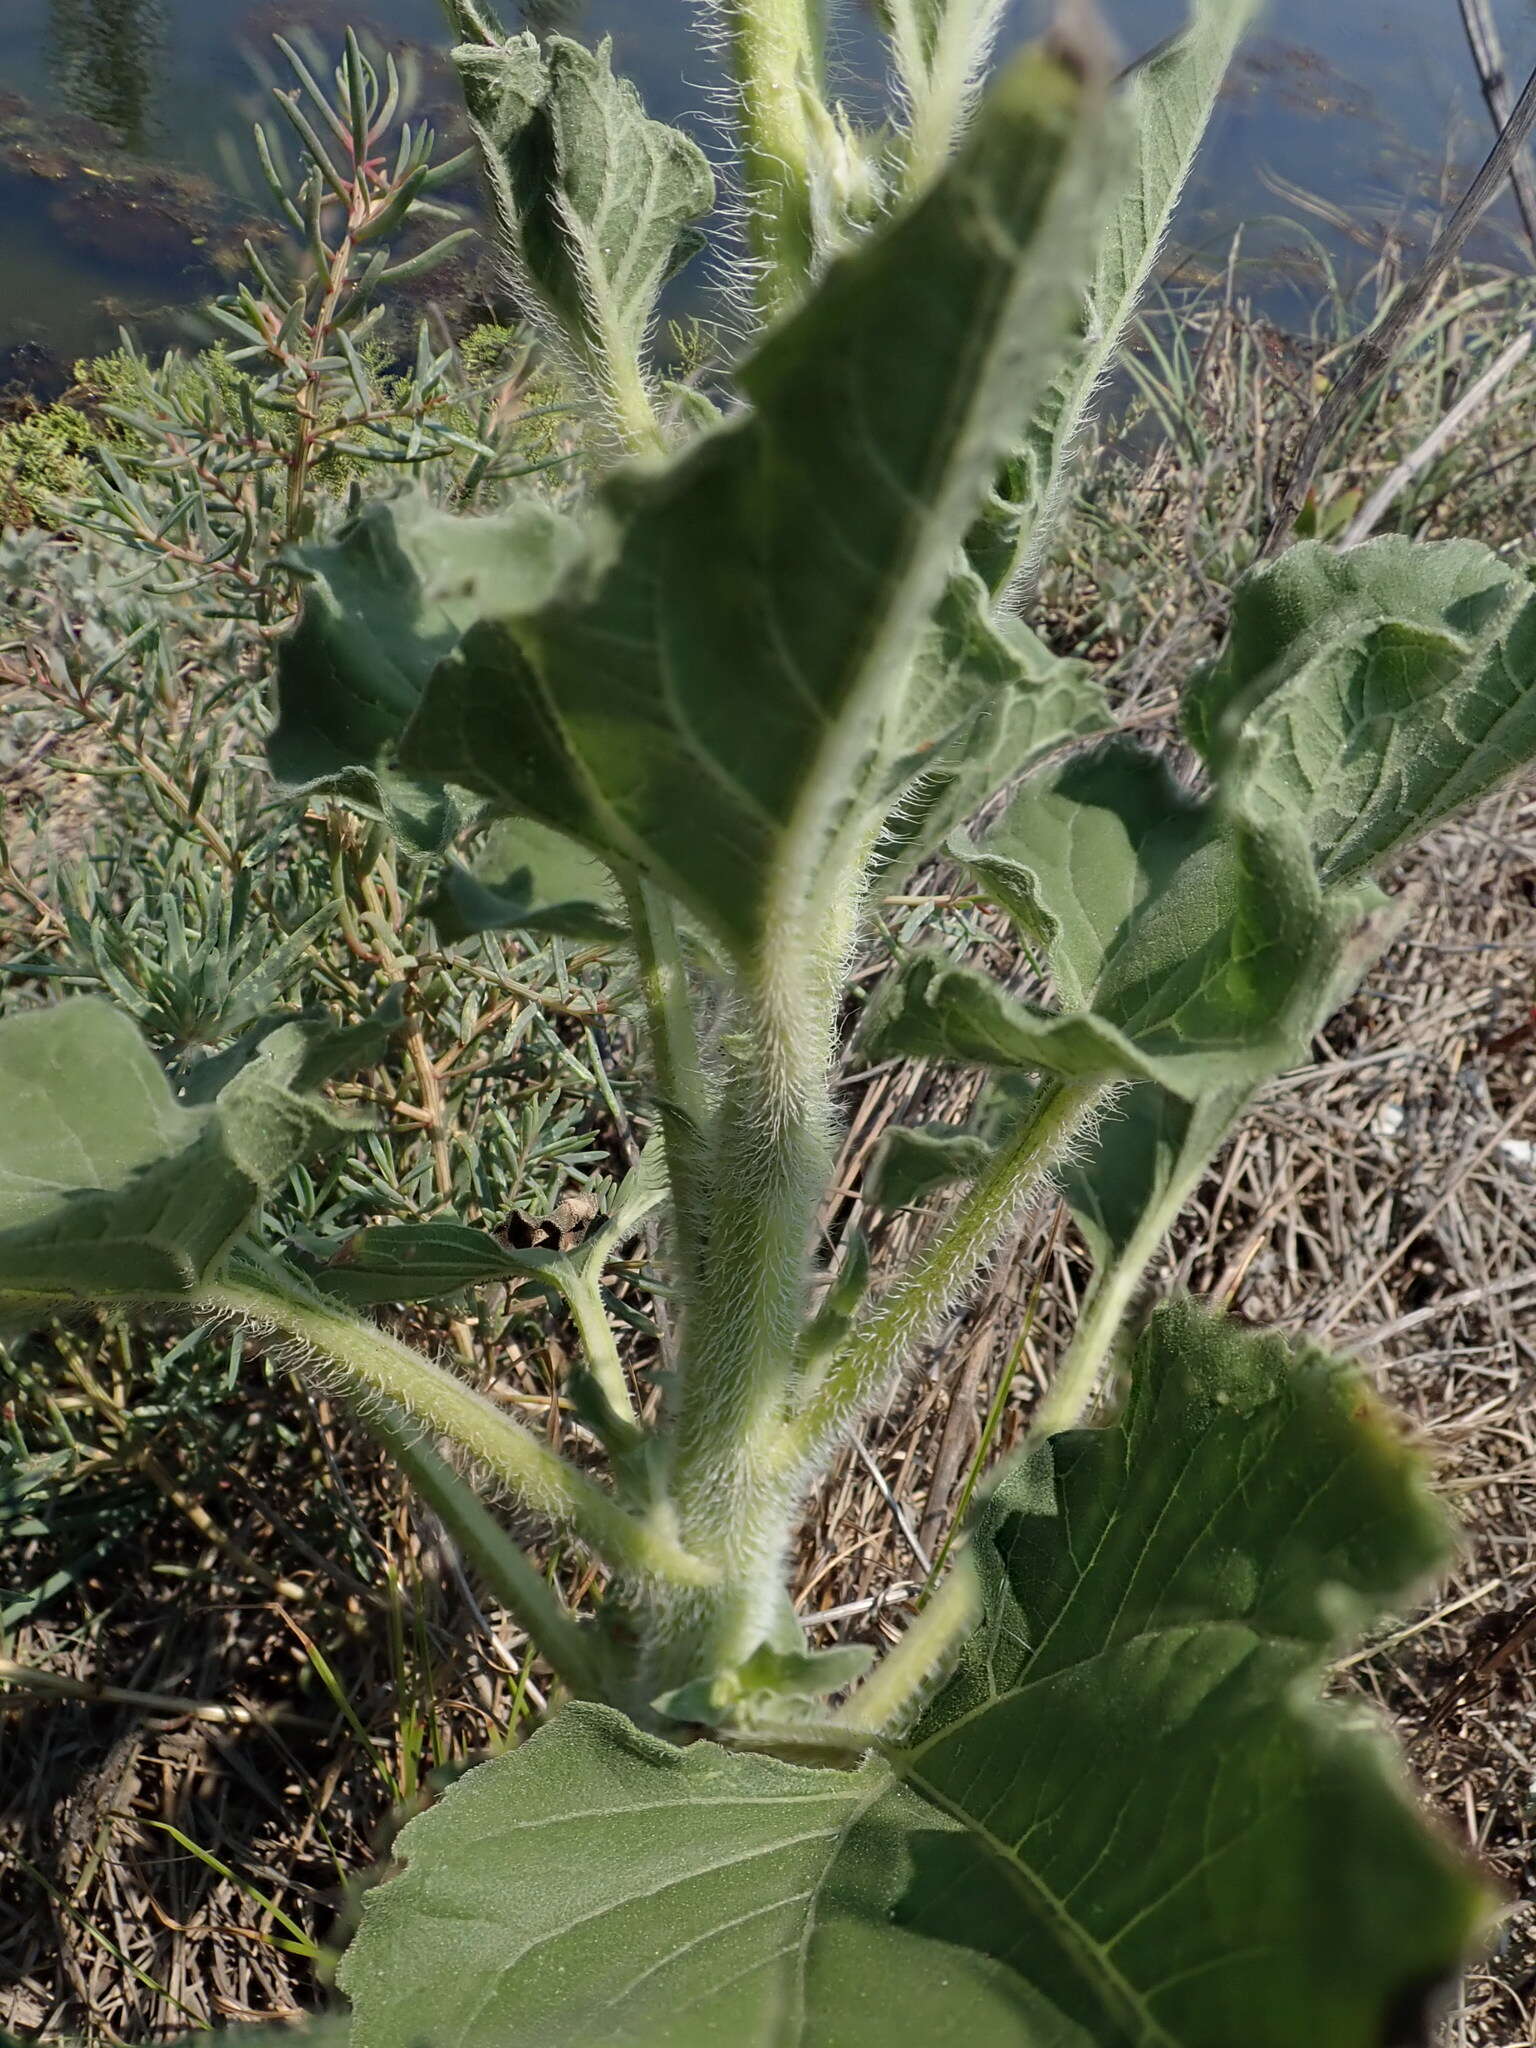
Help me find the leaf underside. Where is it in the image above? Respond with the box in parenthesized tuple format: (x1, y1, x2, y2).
(270, 496, 584, 852)
(427, 815, 626, 943)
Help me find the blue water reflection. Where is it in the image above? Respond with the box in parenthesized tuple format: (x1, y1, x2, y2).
(0, 0, 1517, 369)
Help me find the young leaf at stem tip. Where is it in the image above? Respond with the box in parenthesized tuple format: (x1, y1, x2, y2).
(450, 27, 713, 446)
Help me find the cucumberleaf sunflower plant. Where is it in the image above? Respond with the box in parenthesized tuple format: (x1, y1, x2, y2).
(7, 0, 1536, 2038)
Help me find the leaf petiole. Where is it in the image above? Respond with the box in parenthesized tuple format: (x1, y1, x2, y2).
(363, 1396, 604, 1699)
(829, 1559, 980, 1737)
(791, 1078, 1105, 1460)
(209, 1257, 715, 1590)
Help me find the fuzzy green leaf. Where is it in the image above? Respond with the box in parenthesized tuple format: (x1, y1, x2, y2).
(428, 817, 626, 943)
(901, 1298, 1485, 2046)
(972, 0, 1258, 588)
(401, 45, 1126, 958)
(340, 1304, 1482, 2047)
(452, 32, 713, 389)
(868, 742, 1377, 1096)
(270, 496, 584, 852)
(1185, 535, 1536, 887)
(1043, 534, 1536, 1348)
(868, 1123, 993, 1210)
(295, 1137, 667, 1310)
(877, 593, 1111, 882)
(292, 1221, 566, 1308)
(1056, 872, 1404, 1301)
(339, 1703, 1086, 2047)
(797, 1232, 872, 1366)
(0, 999, 391, 1312)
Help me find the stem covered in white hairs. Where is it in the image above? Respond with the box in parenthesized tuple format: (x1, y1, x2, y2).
(209, 1260, 715, 1591)
(711, 0, 826, 312)
(654, 953, 840, 1680)
(790, 1078, 1106, 1463)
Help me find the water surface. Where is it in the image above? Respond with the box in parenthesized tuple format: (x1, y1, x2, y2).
(0, 0, 1525, 373)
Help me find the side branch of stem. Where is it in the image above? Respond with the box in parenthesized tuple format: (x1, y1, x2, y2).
(209, 1264, 714, 1590)
(791, 1078, 1103, 1460)
(364, 1396, 603, 1699)
(832, 1561, 981, 1736)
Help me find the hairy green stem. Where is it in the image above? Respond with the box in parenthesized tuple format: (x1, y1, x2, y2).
(634, 898, 858, 1688)
(714, 0, 824, 310)
(1032, 1223, 1155, 1439)
(791, 1078, 1103, 1460)
(562, 1266, 643, 1443)
(210, 1265, 714, 1589)
(832, 1560, 980, 1737)
(656, 974, 837, 1677)
(1032, 1130, 1226, 1437)
(363, 1396, 603, 1698)
(620, 876, 713, 1312)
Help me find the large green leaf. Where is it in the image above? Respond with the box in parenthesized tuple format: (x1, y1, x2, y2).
(971, 0, 1258, 590)
(270, 496, 584, 852)
(341, 1302, 1482, 2047)
(1053, 830, 1401, 1304)
(400, 45, 1126, 959)
(1185, 535, 1536, 887)
(867, 742, 1379, 1097)
(899, 1298, 1485, 2046)
(1049, 534, 1536, 1388)
(0, 999, 391, 1311)
(339, 1702, 1089, 2047)
(451, 30, 713, 396)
